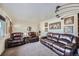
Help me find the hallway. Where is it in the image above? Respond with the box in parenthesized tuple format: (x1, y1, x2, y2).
(2, 42, 57, 56)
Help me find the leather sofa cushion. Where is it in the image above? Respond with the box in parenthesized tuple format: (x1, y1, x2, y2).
(45, 41, 53, 45)
(60, 35, 72, 42)
(52, 37, 58, 42)
(59, 38, 70, 45)
(47, 36, 52, 40)
(53, 34, 59, 38)
(53, 44, 65, 52)
(13, 37, 21, 40)
(9, 40, 22, 43)
(53, 42, 65, 50)
(53, 42, 71, 54)
(41, 39, 53, 45)
(53, 46, 64, 55)
(47, 33, 53, 37)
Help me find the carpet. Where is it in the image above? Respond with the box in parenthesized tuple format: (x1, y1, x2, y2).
(2, 41, 58, 56)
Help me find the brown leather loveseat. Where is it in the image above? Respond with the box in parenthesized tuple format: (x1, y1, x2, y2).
(28, 32, 39, 42)
(40, 32, 79, 56)
(5, 32, 25, 48)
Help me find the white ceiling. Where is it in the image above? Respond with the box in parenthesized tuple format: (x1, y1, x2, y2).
(0, 3, 64, 24)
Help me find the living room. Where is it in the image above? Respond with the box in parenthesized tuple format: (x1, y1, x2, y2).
(0, 3, 79, 56)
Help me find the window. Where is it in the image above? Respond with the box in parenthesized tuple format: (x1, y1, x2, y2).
(0, 19, 6, 38)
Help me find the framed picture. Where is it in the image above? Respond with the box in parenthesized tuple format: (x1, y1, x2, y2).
(49, 22, 61, 29)
(64, 26, 73, 33)
(64, 16, 74, 25)
(45, 22, 48, 27)
(45, 28, 48, 32)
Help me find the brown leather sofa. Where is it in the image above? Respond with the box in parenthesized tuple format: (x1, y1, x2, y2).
(5, 32, 25, 48)
(40, 32, 79, 56)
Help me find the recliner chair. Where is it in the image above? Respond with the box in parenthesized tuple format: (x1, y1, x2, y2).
(28, 32, 39, 42)
(5, 32, 25, 48)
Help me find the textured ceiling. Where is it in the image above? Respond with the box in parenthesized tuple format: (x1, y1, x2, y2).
(0, 3, 64, 24)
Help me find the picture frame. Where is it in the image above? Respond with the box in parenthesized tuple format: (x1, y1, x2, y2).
(45, 28, 48, 32)
(45, 22, 48, 27)
(64, 16, 74, 25)
(64, 26, 73, 33)
(49, 22, 61, 29)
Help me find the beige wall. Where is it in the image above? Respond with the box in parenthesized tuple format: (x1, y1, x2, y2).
(40, 4, 79, 37)
(40, 13, 78, 36)
(13, 22, 39, 36)
(0, 8, 11, 55)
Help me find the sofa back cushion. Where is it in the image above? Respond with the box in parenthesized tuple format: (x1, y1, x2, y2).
(53, 34, 59, 38)
(47, 32, 53, 37)
(52, 33, 59, 42)
(59, 34, 73, 44)
(46, 32, 77, 44)
(11, 32, 23, 40)
(28, 32, 36, 37)
(47, 32, 53, 40)
(47, 33, 60, 42)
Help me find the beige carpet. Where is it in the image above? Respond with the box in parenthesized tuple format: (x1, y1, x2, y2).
(2, 42, 58, 56)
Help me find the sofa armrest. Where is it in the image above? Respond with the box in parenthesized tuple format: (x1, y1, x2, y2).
(76, 37, 79, 48)
(65, 43, 76, 49)
(6, 38, 13, 42)
(64, 43, 77, 56)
